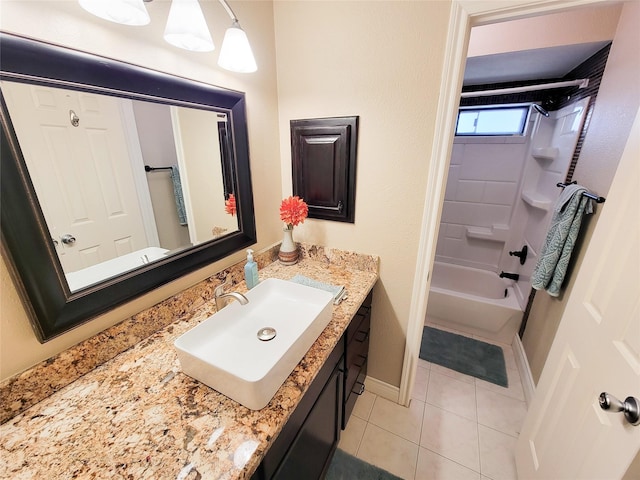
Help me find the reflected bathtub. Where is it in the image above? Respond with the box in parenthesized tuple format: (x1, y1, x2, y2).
(65, 247, 169, 291)
(426, 262, 523, 344)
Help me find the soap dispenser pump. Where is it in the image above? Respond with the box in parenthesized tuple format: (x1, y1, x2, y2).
(244, 249, 259, 289)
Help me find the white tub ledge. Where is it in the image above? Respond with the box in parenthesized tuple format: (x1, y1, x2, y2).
(465, 224, 509, 242)
(65, 247, 170, 291)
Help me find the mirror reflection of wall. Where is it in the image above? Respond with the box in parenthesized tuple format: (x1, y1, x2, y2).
(171, 107, 238, 244)
(1, 80, 239, 292)
(133, 101, 190, 251)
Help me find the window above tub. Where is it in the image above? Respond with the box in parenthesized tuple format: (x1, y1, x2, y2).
(455, 105, 530, 136)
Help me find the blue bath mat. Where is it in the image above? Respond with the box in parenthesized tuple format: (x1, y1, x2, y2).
(419, 326, 508, 387)
(326, 449, 402, 480)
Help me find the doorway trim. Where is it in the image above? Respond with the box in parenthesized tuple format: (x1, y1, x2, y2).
(398, 0, 606, 406)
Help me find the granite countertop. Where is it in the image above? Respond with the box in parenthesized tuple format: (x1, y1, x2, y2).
(0, 249, 378, 479)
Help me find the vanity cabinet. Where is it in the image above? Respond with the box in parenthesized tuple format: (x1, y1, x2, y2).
(251, 336, 343, 480)
(252, 289, 373, 480)
(342, 290, 372, 429)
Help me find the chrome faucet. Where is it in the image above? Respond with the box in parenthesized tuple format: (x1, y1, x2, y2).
(214, 284, 249, 310)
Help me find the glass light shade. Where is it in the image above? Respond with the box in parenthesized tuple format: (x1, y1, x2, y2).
(164, 0, 214, 52)
(218, 23, 257, 73)
(78, 0, 150, 26)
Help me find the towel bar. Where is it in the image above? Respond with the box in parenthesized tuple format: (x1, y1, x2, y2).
(557, 182, 605, 203)
(144, 165, 173, 172)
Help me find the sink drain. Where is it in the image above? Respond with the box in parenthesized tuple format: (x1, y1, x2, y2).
(257, 327, 277, 341)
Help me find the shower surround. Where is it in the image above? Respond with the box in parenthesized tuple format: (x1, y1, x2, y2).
(430, 101, 588, 340)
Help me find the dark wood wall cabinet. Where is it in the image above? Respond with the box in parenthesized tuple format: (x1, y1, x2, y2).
(290, 116, 358, 223)
(252, 288, 373, 480)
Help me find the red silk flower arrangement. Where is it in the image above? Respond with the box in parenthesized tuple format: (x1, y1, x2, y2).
(224, 193, 236, 216)
(280, 196, 308, 229)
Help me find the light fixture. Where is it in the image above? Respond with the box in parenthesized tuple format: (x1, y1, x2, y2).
(164, 0, 214, 52)
(216, 0, 257, 73)
(78, 0, 150, 26)
(218, 20, 257, 73)
(79, 0, 257, 73)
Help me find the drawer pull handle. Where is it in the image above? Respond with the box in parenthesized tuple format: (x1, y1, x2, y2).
(354, 330, 369, 343)
(353, 381, 365, 396)
(354, 354, 367, 368)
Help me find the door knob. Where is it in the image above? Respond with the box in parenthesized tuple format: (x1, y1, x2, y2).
(60, 234, 76, 245)
(599, 392, 640, 426)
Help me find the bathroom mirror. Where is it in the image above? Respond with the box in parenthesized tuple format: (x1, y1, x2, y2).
(0, 32, 256, 341)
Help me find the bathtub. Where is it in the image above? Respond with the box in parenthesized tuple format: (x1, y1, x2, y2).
(65, 247, 170, 292)
(426, 262, 523, 344)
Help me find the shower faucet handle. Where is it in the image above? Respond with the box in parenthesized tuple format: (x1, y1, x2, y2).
(508, 245, 528, 265)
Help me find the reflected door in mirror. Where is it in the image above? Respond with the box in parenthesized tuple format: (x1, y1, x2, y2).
(2, 81, 150, 273)
(1, 80, 240, 292)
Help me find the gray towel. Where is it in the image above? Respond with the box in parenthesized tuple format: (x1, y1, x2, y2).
(289, 275, 347, 304)
(554, 183, 593, 214)
(170, 165, 188, 226)
(531, 185, 593, 296)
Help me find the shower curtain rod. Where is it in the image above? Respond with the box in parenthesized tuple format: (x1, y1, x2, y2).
(460, 78, 589, 98)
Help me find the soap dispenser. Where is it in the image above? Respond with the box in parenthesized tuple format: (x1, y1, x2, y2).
(244, 249, 259, 289)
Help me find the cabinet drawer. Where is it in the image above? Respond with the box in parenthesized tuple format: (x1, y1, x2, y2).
(346, 291, 373, 344)
(346, 316, 369, 369)
(342, 361, 367, 430)
(341, 289, 373, 430)
(346, 311, 368, 345)
(344, 358, 366, 400)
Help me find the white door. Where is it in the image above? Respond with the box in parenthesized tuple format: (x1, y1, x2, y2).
(1, 81, 148, 272)
(515, 109, 640, 478)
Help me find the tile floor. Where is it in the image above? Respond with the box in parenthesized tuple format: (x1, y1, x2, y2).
(338, 323, 528, 480)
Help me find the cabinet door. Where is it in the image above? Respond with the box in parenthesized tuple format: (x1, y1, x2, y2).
(272, 365, 343, 480)
(290, 116, 358, 223)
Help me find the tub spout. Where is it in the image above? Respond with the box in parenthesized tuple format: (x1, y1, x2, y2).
(499, 271, 520, 281)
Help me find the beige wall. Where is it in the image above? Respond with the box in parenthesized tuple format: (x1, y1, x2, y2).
(0, 0, 283, 380)
(273, 1, 452, 387)
(173, 107, 237, 242)
(523, 0, 640, 382)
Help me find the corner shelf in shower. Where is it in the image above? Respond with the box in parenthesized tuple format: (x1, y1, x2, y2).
(521, 190, 552, 211)
(531, 147, 559, 161)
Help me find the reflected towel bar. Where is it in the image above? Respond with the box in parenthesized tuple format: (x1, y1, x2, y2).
(145, 165, 173, 172)
(557, 182, 606, 203)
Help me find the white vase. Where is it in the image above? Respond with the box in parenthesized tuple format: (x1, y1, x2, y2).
(278, 226, 299, 265)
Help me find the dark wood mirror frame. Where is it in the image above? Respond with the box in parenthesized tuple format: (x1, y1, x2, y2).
(0, 33, 256, 342)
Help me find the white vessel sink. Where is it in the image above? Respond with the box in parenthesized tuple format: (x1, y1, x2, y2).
(174, 278, 334, 410)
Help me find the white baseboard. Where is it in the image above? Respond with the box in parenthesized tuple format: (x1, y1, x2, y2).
(512, 335, 535, 406)
(365, 375, 400, 404)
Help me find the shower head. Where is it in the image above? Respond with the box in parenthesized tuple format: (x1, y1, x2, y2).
(533, 104, 549, 117)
